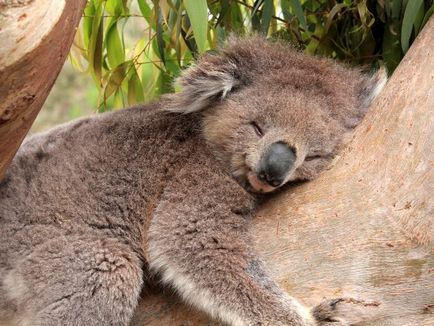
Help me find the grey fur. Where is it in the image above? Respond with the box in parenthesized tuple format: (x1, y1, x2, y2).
(0, 36, 386, 326)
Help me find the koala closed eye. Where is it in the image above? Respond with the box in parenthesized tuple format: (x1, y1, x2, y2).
(304, 153, 336, 165)
(305, 155, 323, 162)
(250, 121, 264, 137)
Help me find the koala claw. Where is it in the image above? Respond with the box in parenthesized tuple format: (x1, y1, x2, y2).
(329, 298, 345, 309)
(311, 296, 380, 326)
(312, 298, 350, 325)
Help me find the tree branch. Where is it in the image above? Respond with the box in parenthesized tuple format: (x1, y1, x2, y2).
(0, 0, 87, 178)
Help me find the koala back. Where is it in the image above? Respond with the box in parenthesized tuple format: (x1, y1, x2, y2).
(0, 105, 212, 266)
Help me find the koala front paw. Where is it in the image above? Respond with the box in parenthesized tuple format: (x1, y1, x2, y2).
(311, 297, 380, 326)
(312, 298, 348, 325)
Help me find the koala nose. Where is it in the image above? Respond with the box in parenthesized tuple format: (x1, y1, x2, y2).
(257, 142, 296, 187)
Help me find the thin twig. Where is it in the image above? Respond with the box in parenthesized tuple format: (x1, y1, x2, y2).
(232, 0, 288, 24)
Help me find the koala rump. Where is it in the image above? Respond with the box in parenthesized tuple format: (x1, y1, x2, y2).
(0, 36, 386, 326)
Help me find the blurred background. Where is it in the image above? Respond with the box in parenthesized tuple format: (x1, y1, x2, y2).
(32, 0, 434, 133)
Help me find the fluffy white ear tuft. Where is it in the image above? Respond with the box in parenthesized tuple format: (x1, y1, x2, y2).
(360, 66, 388, 109)
(163, 55, 240, 114)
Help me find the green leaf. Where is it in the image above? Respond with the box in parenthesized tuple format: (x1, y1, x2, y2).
(74, 0, 434, 110)
(391, 0, 402, 20)
(128, 68, 144, 105)
(83, 2, 95, 48)
(106, 21, 125, 69)
(289, 0, 307, 30)
(141, 58, 157, 98)
(88, 2, 104, 83)
(180, 16, 198, 55)
(230, 3, 244, 33)
(158, 70, 174, 94)
(137, 0, 153, 25)
(215, 0, 230, 27)
(106, 0, 123, 16)
(413, 0, 425, 35)
(168, 4, 179, 34)
(280, 0, 293, 22)
(305, 22, 323, 55)
(261, 0, 274, 35)
(93, 24, 104, 81)
(155, 4, 166, 64)
(251, 7, 261, 31)
(104, 61, 131, 102)
(383, 21, 402, 73)
(184, 0, 208, 53)
(113, 88, 125, 109)
(401, 0, 424, 53)
(421, 4, 434, 30)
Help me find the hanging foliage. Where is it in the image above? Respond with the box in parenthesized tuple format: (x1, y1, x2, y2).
(70, 0, 434, 111)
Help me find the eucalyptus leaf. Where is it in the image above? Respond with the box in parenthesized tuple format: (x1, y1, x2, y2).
(401, 0, 424, 53)
(128, 68, 145, 104)
(261, 0, 274, 35)
(71, 0, 433, 108)
(155, 4, 166, 64)
(106, 21, 125, 69)
(184, 0, 208, 53)
(383, 20, 402, 73)
(280, 0, 293, 21)
(104, 61, 131, 102)
(421, 4, 434, 29)
(289, 0, 306, 30)
(88, 2, 104, 83)
(137, 0, 153, 24)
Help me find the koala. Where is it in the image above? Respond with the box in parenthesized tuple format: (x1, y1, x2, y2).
(0, 36, 386, 326)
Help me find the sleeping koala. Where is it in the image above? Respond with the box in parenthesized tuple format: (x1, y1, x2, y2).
(0, 36, 386, 326)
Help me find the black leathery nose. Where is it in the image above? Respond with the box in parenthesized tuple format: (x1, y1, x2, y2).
(258, 142, 296, 187)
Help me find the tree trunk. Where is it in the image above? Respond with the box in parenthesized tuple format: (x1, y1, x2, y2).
(132, 16, 434, 326)
(0, 0, 87, 178)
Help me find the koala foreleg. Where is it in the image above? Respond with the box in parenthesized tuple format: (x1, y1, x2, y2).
(147, 162, 339, 326)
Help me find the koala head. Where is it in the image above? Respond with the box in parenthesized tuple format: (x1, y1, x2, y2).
(164, 36, 386, 193)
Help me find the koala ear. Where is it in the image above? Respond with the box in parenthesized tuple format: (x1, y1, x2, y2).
(359, 66, 388, 109)
(163, 53, 240, 114)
